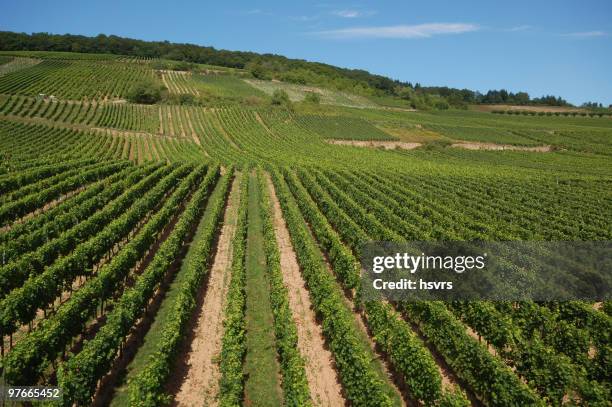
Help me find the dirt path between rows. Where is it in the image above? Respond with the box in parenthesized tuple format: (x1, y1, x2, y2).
(211, 115, 241, 151)
(158, 107, 164, 134)
(171, 174, 241, 407)
(254, 112, 276, 138)
(451, 142, 552, 152)
(326, 140, 422, 150)
(264, 174, 345, 407)
(184, 109, 202, 146)
(160, 72, 173, 94)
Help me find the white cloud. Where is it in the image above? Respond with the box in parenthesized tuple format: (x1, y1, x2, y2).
(332, 10, 362, 18)
(243, 9, 273, 16)
(331, 9, 376, 18)
(313, 23, 479, 39)
(292, 15, 319, 22)
(506, 25, 531, 32)
(562, 30, 607, 38)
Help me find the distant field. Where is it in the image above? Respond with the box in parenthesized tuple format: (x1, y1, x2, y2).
(472, 104, 584, 113)
(0, 58, 156, 100)
(195, 74, 268, 100)
(295, 114, 397, 141)
(243, 78, 377, 108)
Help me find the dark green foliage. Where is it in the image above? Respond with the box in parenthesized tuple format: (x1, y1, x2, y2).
(271, 89, 291, 106)
(303, 91, 320, 104)
(127, 80, 165, 104)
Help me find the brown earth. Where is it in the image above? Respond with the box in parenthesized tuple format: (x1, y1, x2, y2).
(171, 174, 242, 407)
(264, 173, 345, 407)
(183, 109, 202, 146)
(451, 142, 552, 152)
(326, 140, 421, 150)
(378, 126, 445, 143)
(254, 112, 276, 138)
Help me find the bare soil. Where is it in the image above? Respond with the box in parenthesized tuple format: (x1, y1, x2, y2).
(326, 140, 422, 150)
(171, 175, 241, 407)
(254, 112, 276, 138)
(158, 106, 164, 134)
(167, 108, 175, 137)
(451, 142, 552, 152)
(378, 126, 444, 143)
(183, 110, 202, 146)
(264, 173, 345, 407)
(160, 72, 173, 94)
(211, 115, 241, 151)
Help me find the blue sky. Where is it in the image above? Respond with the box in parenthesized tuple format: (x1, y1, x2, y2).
(1, 0, 611, 105)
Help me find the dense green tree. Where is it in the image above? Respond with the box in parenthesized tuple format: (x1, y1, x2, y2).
(303, 92, 321, 104)
(127, 80, 164, 104)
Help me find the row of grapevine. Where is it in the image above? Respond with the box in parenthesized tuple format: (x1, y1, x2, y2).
(0, 59, 156, 99)
(0, 158, 94, 194)
(1, 165, 212, 384)
(295, 113, 397, 141)
(256, 169, 312, 405)
(0, 164, 152, 244)
(218, 173, 249, 406)
(269, 168, 394, 406)
(449, 301, 609, 404)
(283, 168, 470, 404)
(0, 164, 158, 262)
(0, 161, 129, 226)
(57, 165, 218, 405)
(126, 167, 232, 406)
(159, 70, 199, 95)
(0, 164, 193, 337)
(0, 57, 41, 76)
(0, 95, 159, 133)
(400, 301, 543, 406)
(1, 160, 114, 203)
(0, 164, 164, 297)
(0, 119, 206, 164)
(297, 167, 545, 406)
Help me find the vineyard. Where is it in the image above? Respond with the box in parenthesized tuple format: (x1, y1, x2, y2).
(0, 50, 610, 407)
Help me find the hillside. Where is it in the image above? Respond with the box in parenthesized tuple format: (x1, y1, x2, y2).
(0, 31, 587, 110)
(0, 49, 610, 407)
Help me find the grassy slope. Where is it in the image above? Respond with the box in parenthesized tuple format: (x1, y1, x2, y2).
(242, 172, 284, 406)
(109, 176, 227, 407)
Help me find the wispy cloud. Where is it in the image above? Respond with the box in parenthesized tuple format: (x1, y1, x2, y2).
(312, 23, 479, 39)
(562, 30, 607, 38)
(243, 9, 273, 16)
(331, 9, 375, 18)
(291, 15, 320, 22)
(506, 25, 532, 32)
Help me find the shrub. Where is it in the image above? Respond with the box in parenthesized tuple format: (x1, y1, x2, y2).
(271, 89, 290, 105)
(178, 93, 196, 105)
(271, 89, 294, 111)
(127, 80, 165, 104)
(304, 91, 321, 104)
(243, 96, 265, 106)
(434, 99, 450, 110)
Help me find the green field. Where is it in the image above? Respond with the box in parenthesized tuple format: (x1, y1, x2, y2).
(0, 50, 610, 407)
